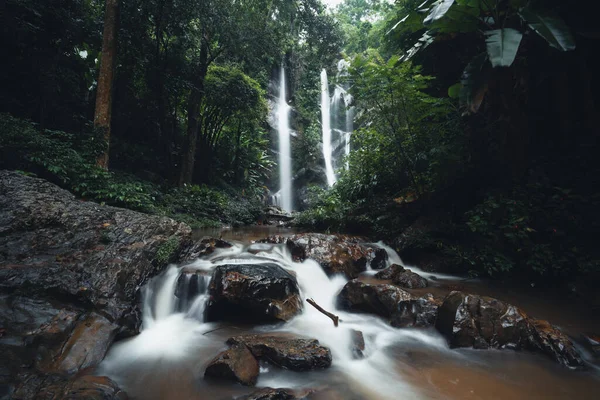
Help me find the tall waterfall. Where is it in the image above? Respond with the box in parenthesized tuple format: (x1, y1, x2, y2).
(277, 67, 293, 211)
(321, 61, 354, 186)
(321, 69, 336, 187)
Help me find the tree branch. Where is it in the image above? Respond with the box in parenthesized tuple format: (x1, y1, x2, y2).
(306, 298, 340, 327)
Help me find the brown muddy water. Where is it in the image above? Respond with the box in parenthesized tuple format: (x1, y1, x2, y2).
(98, 229, 600, 399)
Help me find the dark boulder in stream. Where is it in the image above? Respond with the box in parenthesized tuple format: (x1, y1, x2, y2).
(435, 291, 584, 368)
(260, 233, 386, 279)
(375, 263, 428, 288)
(0, 171, 192, 397)
(206, 263, 302, 322)
(337, 280, 441, 328)
(337, 280, 414, 318)
(227, 334, 332, 371)
(204, 344, 260, 386)
(238, 387, 318, 400)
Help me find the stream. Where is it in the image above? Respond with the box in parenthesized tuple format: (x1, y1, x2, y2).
(98, 228, 600, 399)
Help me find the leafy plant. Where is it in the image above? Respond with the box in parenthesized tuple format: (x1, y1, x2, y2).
(388, 0, 576, 112)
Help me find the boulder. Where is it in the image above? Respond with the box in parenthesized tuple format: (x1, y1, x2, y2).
(11, 374, 128, 400)
(226, 334, 332, 371)
(0, 171, 190, 326)
(0, 170, 192, 396)
(178, 237, 233, 264)
(336, 280, 413, 318)
(260, 234, 384, 279)
(237, 387, 316, 400)
(374, 264, 428, 289)
(435, 291, 584, 368)
(204, 345, 260, 386)
(39, 313, 118, 375)
(206, 263, 302, 323)
(390, 294, 441, 328)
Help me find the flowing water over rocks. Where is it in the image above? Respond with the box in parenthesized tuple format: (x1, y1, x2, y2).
(2, 172, 599, 399)
(98, 233, 600, 399)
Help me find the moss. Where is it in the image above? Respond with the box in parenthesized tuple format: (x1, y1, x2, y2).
(155, 236, 181, 266)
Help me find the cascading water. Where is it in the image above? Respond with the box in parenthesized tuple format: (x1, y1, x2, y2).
(321, 69, 336, 187)
(276, 67, 293, 212)
(99, 237, 600, 400)
(321, 61, 355, 186)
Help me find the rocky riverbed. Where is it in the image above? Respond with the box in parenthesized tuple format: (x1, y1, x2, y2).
(1, 171, 599, 399)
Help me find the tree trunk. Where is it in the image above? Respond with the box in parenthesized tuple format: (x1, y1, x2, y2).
(179, 35, 209, 186)
(94, 0, 119, 170)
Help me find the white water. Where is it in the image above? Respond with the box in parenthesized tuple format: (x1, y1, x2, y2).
(277, 67, 293, 211)
(321, 69, 336, 187)
(99, 240, 461, 399)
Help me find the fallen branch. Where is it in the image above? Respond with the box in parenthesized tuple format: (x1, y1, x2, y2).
(306, 298, 340, 327)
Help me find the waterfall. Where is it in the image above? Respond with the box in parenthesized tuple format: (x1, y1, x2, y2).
(277, 67, 293, 211)
(321, 69, 336, 187)
(321, 61, 354, 186)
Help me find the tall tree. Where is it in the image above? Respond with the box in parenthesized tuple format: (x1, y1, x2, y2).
(94, 0, 119, 169)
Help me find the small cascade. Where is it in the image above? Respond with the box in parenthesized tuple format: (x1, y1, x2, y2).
(321, 69, 336, 187)
(277, 67, 293, 211)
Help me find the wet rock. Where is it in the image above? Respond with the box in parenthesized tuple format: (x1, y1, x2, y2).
(238, 387, 316, 400)
(261, 206, 295, 226)
(178, 237, 233, 264)
(62, 375, 129, 400)
(374, 264, 428, 289)
(435, 291, 584, 367)
(336, 280, 413, 318)
(206, 263, 302, 323)
(12, 374, 128, 400)
(436, 291, 532, 349)
(365, 247, 388, 270)
(350, 329, 365, 359)
(528, 319, 584, 368)
(40, 313, 118, 375)
(0, 171, 191, 393)
(204, 345, 260, 386)
(391, 294, 441, 328)
(227, 334, 332, 371)
(174, 268, 211, 309)
(0, 171, 191, 323)
(260, 233, 376, 279)
(581, 334, 600, 356)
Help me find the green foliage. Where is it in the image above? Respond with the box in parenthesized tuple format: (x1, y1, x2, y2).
(388, 0, 576, 112)
(345, 53, 463, 198)
(0, 113, 262, 228)
(155, 237, 181, 266)
(445, 185, 600, 278)
(294, 186, 351, 231)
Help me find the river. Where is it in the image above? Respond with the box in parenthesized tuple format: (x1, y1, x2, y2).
(98, 227, 600, 399)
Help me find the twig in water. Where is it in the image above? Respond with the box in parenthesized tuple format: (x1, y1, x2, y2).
(306, 298, 340, 327)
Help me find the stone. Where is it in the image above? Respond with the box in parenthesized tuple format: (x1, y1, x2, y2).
(204, 345, 260, 386)
(41, 313, 118, 375)
(206, 263, 302, 323)
(0, 171, 191, 395)
(178, 237, 233, 264)
(260, 233, 376, 279)
(391, 294, 441, 328)
(226, 334, 332, 371)
(336, 280, 413, 318)
(12, 374, 128, 400)
(350, 329, 365, 359)
(238, 387, 316, 400)
(435, 291, 584, 368)
(374, 264, 428, 289)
